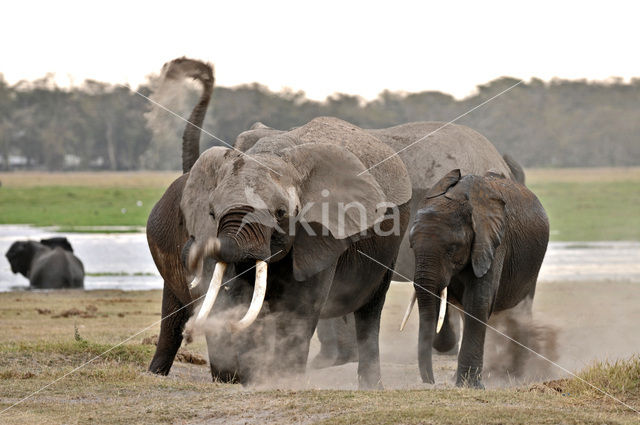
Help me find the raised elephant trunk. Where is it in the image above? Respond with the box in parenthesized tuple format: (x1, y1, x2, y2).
(159, 57, 215, 174)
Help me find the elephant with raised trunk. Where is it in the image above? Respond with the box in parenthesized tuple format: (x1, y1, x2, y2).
(145, 57, 215, 375)
(408, 169, 549, 388)
(144, 58, 411, 387)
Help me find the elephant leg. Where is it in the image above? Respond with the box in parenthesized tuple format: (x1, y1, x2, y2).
(271, 264, 337, 379)
(148, 283, 191, 375)
(310, 315, 358, 369)
(205, 332, 240, 383)
(334, 314, 358, 365)
(309, 318, 340, 369)
(433, 309, 459, 354)
(353, 267, 392, 390)
(456, 285, 492, 389)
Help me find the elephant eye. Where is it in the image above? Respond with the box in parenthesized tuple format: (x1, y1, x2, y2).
(275, 207, 287, 220)
(209, 210, 216, 220)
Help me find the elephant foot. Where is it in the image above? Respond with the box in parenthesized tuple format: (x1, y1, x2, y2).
(210, 367, 241, 384)
(419, 365, 435, 384)
(455, 365, 484, 389)
(148, 359, 172, 376)
(358, 376, 384, 390)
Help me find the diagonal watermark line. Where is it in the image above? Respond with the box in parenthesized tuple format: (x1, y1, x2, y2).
(358, 80, 524, 176)
(0, 250, 282, 416)
(118, 83, 282, 176)
(356, 249, 640, 415)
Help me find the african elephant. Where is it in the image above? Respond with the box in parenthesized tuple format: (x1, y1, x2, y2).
(179, 115, 411, 389)
(145, 57, 214, 376)
(145, 60, 411, 388)
(409, 169, 549, 388)
(5, 237, 84, 289)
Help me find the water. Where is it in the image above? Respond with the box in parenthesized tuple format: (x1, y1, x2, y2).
(1, 225, 639, 291)
(0, 225, 159, 291)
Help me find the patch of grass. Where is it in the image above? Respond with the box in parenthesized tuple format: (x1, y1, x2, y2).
(0, 339, 154, 366)
(0, 186, 166, 227)
(1, 169, 639, 240)
(562, 356, 640, 403)
(0, 289, 639, 424)
(528, 180, 640, 241)
(55, 226, 144, 234)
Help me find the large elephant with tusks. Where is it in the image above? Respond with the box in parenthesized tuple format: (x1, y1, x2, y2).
(145, 57, 412, 389)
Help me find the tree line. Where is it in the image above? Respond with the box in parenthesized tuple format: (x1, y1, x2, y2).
(1, 73, 638, 170)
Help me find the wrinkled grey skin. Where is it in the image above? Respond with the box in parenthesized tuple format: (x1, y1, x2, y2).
(182, 116, 411, 389)
(236, 121, 526, 368)
(5, 237, 84, 289)
(410, 169, 549, 388)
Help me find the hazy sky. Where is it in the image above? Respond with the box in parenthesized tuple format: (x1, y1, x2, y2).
(2, 0, 638, 100)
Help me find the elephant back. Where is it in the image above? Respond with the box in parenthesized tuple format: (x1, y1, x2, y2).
(250, 117, 412, 207)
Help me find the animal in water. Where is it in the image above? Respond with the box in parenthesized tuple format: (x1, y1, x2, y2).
(5, 237, 84, 289)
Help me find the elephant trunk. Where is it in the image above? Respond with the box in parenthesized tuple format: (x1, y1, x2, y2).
(158, 57, 215, 174)
(414, 255, 445, 384)
(216, 208, 272, 263)
(188, 207, 273, 333)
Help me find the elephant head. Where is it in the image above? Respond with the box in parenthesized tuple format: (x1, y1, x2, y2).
(409, 169, 506, 383)
(5, 241, 37, 277)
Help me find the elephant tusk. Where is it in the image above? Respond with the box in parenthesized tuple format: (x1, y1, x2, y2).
(399, 290, 417, 331)
(193, 261, 227, 326)
(436, 287, 447, 334)
(188, 274, 201, 290)
(188, 258, 204, 290)
(229, 260, 267, 332)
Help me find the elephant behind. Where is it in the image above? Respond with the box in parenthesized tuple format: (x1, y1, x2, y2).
(5, 237, 84, 289)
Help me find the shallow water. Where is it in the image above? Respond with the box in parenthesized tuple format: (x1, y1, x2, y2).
(1, 225, 639, 291)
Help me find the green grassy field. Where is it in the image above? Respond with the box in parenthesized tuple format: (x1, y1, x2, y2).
(0, 289, 638, 424)
(0, 168, 639, 240)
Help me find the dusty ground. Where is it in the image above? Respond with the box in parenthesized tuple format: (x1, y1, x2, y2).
(1, 280, 639, 423)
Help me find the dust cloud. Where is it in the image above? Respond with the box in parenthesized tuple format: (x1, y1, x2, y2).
(143, 61, 203, 138)
(177, 280, 640, 390)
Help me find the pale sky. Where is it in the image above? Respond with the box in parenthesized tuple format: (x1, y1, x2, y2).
(2, 0, 638, 100)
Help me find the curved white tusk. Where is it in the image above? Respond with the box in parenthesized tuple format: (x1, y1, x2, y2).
(399, 291, 417, 331)
(230, 260, 267, 332)
(193, 261, 227, 326)
(436, 287, 447, 334)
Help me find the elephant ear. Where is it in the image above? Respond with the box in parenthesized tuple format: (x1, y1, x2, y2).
(427, 169, 462, 199)
(282, 143, 387, 281)
(181, 146, 231, 239)
(468, 179, 506, 278)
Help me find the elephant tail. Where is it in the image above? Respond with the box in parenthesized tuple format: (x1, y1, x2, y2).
(503, 153, 526, 186)
(158, 57, 215, 174)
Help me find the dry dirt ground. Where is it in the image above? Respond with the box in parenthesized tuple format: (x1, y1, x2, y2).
(1, 280, 639, 424)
